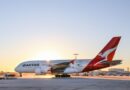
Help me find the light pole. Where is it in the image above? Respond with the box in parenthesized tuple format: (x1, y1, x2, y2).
(74, 53, 79, 60)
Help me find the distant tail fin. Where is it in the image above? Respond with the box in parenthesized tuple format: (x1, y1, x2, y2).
(89, 36, 121, 66)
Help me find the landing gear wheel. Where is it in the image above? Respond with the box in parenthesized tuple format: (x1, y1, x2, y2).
(55, 74, 71, 78)
(19, 73, 22, 77)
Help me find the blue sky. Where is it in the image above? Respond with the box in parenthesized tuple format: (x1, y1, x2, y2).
(0, 0, 130, 71)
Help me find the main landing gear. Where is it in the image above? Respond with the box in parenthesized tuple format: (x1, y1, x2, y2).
(55, 74, 71, 78)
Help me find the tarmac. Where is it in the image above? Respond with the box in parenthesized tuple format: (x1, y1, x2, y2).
(0, 77, 130, 90)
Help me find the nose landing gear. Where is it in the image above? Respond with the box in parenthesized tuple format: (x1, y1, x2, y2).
(19, 73, 22, 77)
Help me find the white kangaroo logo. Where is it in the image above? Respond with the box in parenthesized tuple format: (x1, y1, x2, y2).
(98, 47, 117, 60)
(94, 47, 117, 66)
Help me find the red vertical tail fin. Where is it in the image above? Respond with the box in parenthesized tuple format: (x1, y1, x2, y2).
(89, 36, 121, 66)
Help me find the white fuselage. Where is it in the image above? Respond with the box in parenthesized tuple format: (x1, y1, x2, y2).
(15, 59, 91, 74)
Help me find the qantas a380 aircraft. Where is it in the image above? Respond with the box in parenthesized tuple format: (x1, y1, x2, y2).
(15, 36, 122, 77)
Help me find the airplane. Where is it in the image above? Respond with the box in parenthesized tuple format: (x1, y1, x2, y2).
(15, 36, 122, 77)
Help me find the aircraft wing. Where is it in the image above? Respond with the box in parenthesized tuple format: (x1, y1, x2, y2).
(51, 60, 74, 74)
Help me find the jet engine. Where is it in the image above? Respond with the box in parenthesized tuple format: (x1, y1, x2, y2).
(35, 65, 51, 75)
(64, 67, 79, 74)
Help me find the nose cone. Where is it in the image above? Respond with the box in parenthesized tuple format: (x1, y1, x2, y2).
(15, 65, 20, 72)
